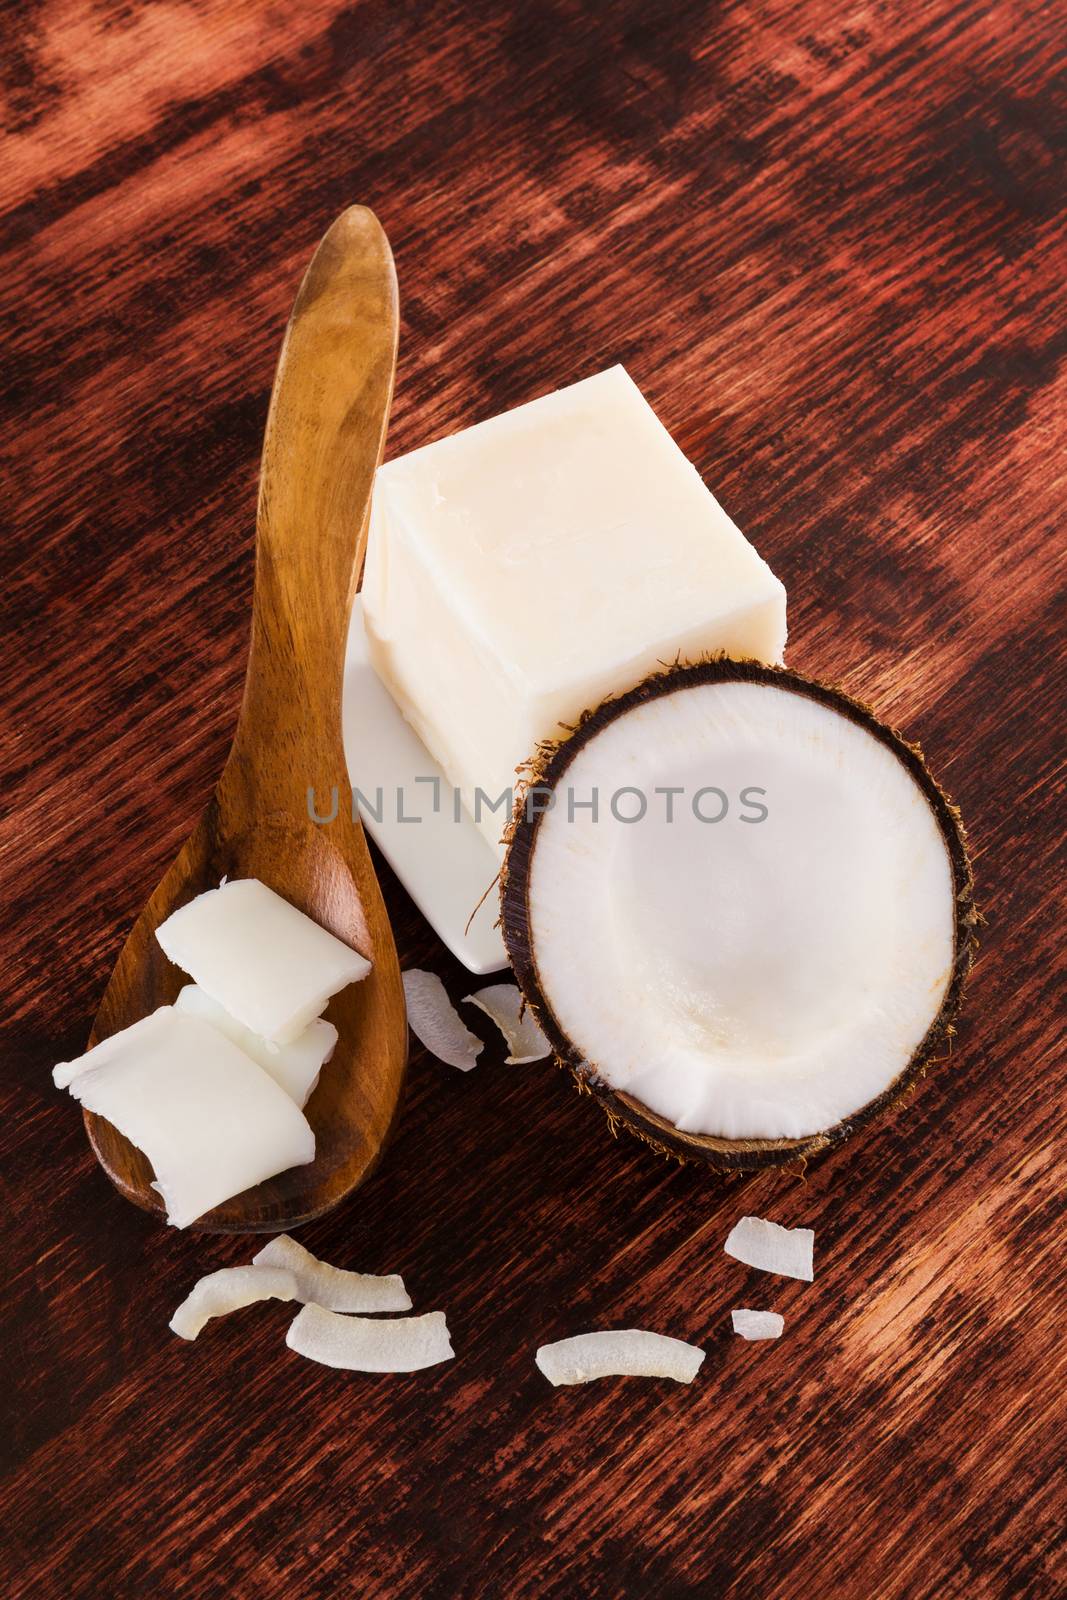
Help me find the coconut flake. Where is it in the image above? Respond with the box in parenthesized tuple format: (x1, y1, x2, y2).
(252, 1234, 410, 1313)
(402, 970, 483, 1072)
(535, 1329, 705, 1387)
(731, 1309, 785, 1341)
(169, 1264, 301, 1340)
(286, 1305, 454, 1372)
(463, 983, 550, 1064)
(725, 1216, 814, 1281)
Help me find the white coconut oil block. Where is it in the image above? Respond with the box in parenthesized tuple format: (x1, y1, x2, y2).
(156, 879, 371, 1043)
(174, 984, 335, 1108)
(53, 1007, 316, 1227)
(362, 366, 786, 849)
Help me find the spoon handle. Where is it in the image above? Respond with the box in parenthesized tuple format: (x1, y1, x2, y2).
(229, 207, 398, 790)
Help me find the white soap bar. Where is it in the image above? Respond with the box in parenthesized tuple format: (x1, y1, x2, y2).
(174, 984, 336, 1107)
(156, 879, 371, 1043)
(363, 365, 786, 849)
(53, 1007, 316, 1227)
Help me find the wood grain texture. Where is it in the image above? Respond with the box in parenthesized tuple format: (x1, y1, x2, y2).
(1, 2, 1064, 1597)
(85, 204, 409, 1231)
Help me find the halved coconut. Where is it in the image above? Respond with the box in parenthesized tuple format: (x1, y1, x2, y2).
(500, 660, 976, 1169)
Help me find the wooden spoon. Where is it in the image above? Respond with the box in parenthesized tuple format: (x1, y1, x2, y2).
(84, 206, 408, 1232)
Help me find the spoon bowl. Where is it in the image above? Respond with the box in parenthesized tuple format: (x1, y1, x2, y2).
(85, 207, 408, 1231)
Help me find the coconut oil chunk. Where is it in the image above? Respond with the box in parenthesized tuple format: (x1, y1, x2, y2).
(174, 984, 335, 1108)
(53, 1007, 316, 1227)
(362, 365, 787, 850)
(156, 879, 371, 1043)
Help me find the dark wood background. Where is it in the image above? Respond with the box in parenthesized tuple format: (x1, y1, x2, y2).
(2, 3, 1064, 1597)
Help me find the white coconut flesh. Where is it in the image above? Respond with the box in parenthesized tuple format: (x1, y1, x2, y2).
(524, 679, 957, 1142)
(463, 983, 551, 1063)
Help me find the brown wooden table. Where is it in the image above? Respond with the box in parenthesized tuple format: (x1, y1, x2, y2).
(3, 4, 1064, 1596)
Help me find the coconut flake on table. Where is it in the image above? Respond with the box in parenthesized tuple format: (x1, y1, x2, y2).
(725, 1216, 814, 1281)
(155, 879, 371, 1044)
(731, 1309, 785, 1341)
(463, 983, 550, 1063)
(174, 985, 335, 1108)
(52, 1006, 315, 1228)
(402, 970, 483, 1071)
(286, 1305, 454, 1372)
(535, 1330, 705, 1387)
(169, 1264, 302, 1340)
(252, 1234, 411, 1313)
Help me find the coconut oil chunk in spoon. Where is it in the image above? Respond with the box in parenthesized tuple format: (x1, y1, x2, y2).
(156, 878, 371, 1043)
(53, 1007, 315, 1227)
(362, 365, 787, 852)
(173, 983, 335, 1108)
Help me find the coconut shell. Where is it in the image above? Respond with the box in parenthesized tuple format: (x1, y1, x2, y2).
(499, 657, 977, 1172)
